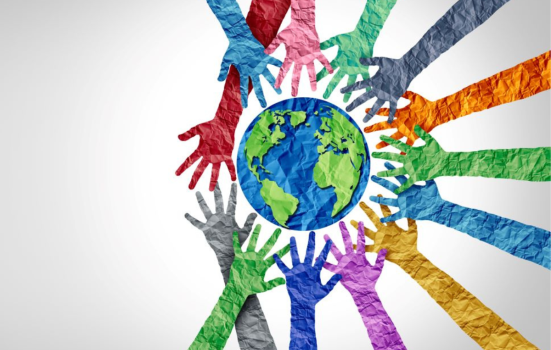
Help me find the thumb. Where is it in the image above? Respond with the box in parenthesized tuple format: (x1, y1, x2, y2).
(359, 57, 383, 67)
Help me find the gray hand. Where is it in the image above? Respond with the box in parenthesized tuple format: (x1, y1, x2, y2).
(186, 183, 277, 350)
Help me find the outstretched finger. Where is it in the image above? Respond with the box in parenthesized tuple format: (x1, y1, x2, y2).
(212, 183, 223, 213)
(364, 98, 386, 123)
(291, 63, 302, 96)
(364, 120, 395, 134)
(395, 177, 416, 194)
(247, 224, 262, 252)
(371, 175, 399, 193)
(226, 183, 237, 215)
(322, 274, 342, 295)
(383, 162, 408, 184)
(339, 221, 354, 254)
(232, 231, 243, 255)
(371, 151, 405, 163)
(259, 228, 283, 259)
(369, 195, 398, 207)
(377, 166, 407, 178)
(275, 58, 292, 88)
(323, 68, 345, 99)
(242, 213, 257, 234)
(196, 191, 212, 218)
(218, 57, 231, 82)
(184, 213, 205, 231)
(175, 150, 201, 176)
(377, 198, 398, 228)
(262, 277, 286, 292)
(375, 130, 406, 150)
(314, 239, 333, 270)
(263, 69, 281, 94)
(319, 36, 338, 50)
(316, 65, 331, 83)
(375, 249, 387, 268)
(359, 202, 383, 230)
(224, 159, 237, 182)
(304, 231, 316, 266)
(341, 78, 372, 93)
(273, 253, 290, 274)
(316, 52, 333, 74)
(413, 125, 434, 144)
(290, 236, 300, 266)
(189, 158, 209, 190)
(252, 75, 266, 108)
(365, 107, 391, 117)
(306, 63, 317, 91)
(210, 163, 221, 192)
(266, 244, 291, 266)
(380, 211, 403, 224)
(377, 136, 411, 153)
(239, 72, 250, 108)
(356, 222, 366, 254)
(324, 234, 343, 261)
(387, 100, 398, 123)
(343, 74, 358, 103)
(266, 56, 282, 68)
(346, 90, 375, 112)
(323, 262, 339, 273)
(359, 57, 384, 67)
(178, 125, 200, 141)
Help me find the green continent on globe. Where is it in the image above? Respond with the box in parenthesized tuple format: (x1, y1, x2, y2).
(244, 109, 306, 227)
(259, 179, 299, 228)
(313, 108, 367, 217)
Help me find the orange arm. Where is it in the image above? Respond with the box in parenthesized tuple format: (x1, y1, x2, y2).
(365, 51, 550, 149)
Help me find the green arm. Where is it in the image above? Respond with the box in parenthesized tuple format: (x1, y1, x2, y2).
(189, 283, 248, 350)
(374, 125, 551, 193)
(317, 0, 398, 101)
(446, 147, 551, 181)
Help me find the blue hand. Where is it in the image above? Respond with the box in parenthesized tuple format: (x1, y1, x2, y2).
(274, 231, 342, 350)
(370, 162, 551, 269)
(206, 0, 282, 108)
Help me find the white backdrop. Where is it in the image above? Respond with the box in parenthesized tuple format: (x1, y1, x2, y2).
(0, 0, 549, 349)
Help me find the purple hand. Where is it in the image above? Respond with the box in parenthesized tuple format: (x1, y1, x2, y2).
(324, 221, 407, 350)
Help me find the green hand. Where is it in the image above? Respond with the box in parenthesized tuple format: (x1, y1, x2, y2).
(189, 225, 290, 350)
(373, 125, 551, 194)
(317, 0, 398, 102)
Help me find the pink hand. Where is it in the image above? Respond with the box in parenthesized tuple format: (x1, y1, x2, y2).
(265, 0, 333, 96)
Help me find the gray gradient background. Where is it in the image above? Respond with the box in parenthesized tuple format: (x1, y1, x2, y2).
(0, 0, 549, 349)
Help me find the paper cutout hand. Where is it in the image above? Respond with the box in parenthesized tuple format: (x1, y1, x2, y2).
(316, 0, 398, 102)
(186, 183, 257, 281)
(176, 117, 237, 191)
(342, 0, 513, 122)
(341, 56, 416, 122)
(186, 183, 280, 350)
(323, 222, 406, 350)
(350, 203, 538, 349)
(273, 231, 341, 350)
(230, 225, 290, 295)
(265, 0, 333, 96)
(370, 163, 551, 269)
(374, 125, 551, 192)
(370, 162, 444, 223)
(373, 125, 447, 193)
(188, 224, 289, 350)
(365, 52, 551, 149)
(206, 0, 282, 108)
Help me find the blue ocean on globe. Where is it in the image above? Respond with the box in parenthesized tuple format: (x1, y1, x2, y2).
(237, 98, 370, 231)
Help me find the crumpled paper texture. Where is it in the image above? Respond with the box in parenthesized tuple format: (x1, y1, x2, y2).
(373, 125, 551, 193)
(316, 0, 398, 102)
(342, 0, 512, 122)
(350, 203, 537, 349)
(176, 0, 291, 190)
(265, 0, 333, 96)
(186, 183, 281, 350)
(323, 222, 406, 350)
(188, 226, 289, 350)
(206, 0, 283, 108)
(370, 163, 551, 269)
(365, 51, 551, 149)
(273, 231, 341, 350)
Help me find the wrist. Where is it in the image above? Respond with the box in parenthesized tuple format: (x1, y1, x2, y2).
(290, 303, 317, 350)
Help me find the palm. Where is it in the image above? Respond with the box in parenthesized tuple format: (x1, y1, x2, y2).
(176, 118, 236, 191)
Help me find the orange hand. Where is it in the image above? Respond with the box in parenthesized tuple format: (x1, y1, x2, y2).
(365, 51, 550, 150)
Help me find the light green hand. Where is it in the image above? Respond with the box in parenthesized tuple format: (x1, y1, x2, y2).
(373, 125, 551, 194)
(189, 225, 290, 350)
(317, 0, 398, 102)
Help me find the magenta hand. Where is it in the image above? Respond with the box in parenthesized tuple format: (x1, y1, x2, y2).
(264, 0, 333, 96)
(324, 222, 407, 350)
